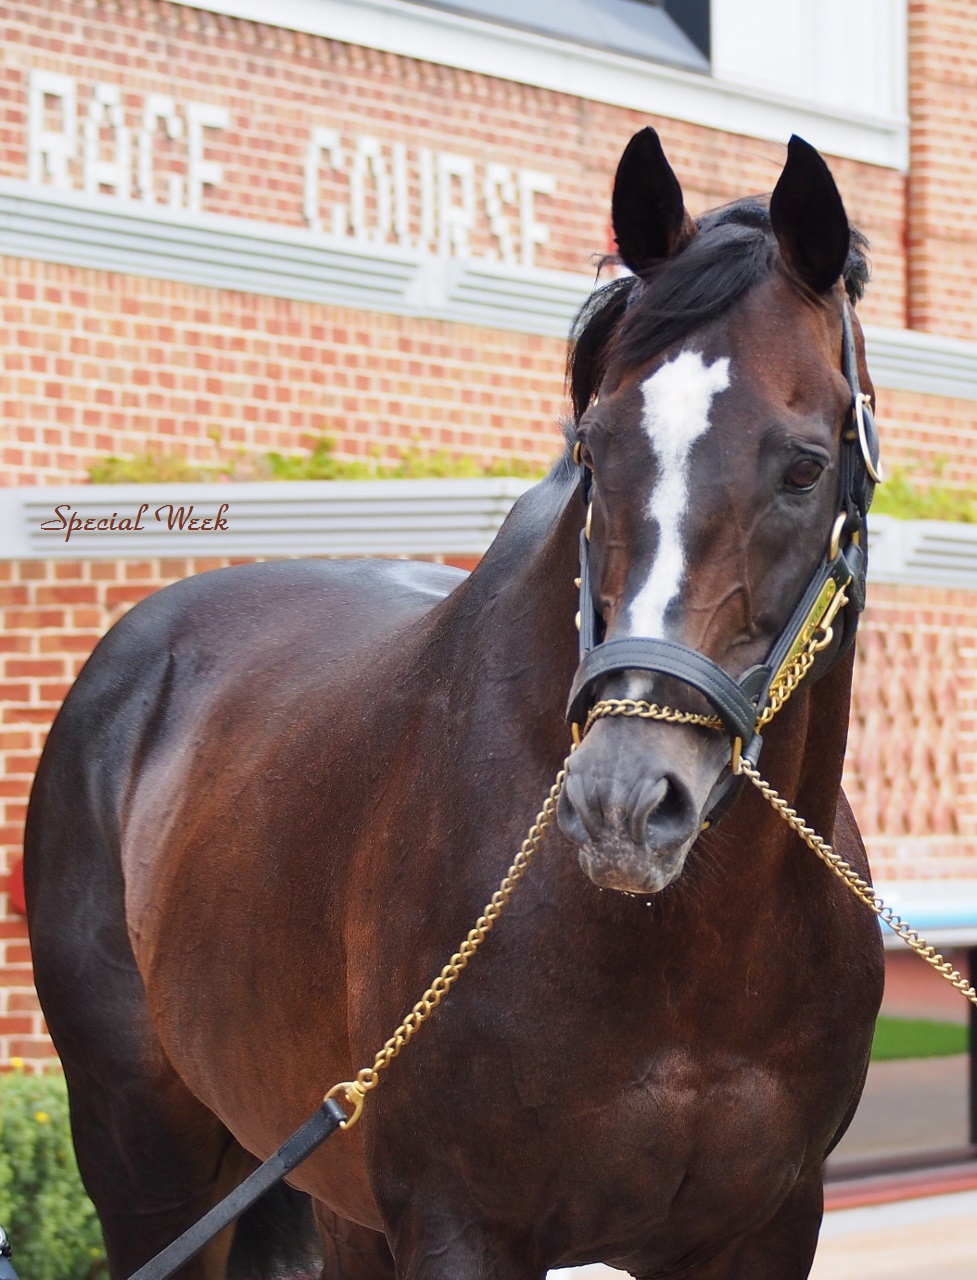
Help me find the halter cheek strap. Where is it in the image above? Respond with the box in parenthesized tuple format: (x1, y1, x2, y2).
(566, 303, 881, 792)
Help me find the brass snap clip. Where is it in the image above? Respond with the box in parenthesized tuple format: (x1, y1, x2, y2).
(324, 1081, 367, 1130)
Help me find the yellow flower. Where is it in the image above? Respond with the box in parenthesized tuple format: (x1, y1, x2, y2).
(9, 1058, 23, 1070)
(34, 1110, 50, 1124)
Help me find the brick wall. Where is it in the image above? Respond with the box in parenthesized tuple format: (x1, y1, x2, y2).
(878, 388, 977, 490)
(0, 258, 569, 485)
(2, 252, 971, 490)
(0, 0, 909, 487)
(908, 0, 977, 339)
(848, 584, 977, 879)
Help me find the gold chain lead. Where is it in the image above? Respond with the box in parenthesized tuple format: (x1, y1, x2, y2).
(325, 604, 976, 1128)
(738, 760, 977, 1006)
(325, 764, 571, 1128)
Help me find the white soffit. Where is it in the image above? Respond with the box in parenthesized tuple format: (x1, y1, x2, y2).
(175, 0, 908, 170)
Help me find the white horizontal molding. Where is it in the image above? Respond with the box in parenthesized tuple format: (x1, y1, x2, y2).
(3, 487, 977, 586)
(0, 479, 535, 561)
(177, 0, 908, 170)
(868, 514, 977, 589)
(0, 179, 593, 339)
(862, 324, 977, 401)
(6, 177, 977, 401)
(7, 180, 977, 400)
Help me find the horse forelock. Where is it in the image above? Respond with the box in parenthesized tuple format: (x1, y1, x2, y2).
(567, 196, 870, 422)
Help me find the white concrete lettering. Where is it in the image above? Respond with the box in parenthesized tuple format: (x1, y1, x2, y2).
(484, 162, 516, 264)
(24, 70, 556, 267)
(185, 102, 229, 213)
(84, 84, 130, 199)
(138, 94, 184, 209)
(349, 135, 392, 244)
(438, 152, 475, 257)
(520, 169, 556, 268)
(27, 71, 76, 190)
(304, 127, 345, 236)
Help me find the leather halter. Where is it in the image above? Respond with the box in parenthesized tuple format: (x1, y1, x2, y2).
(566, 302, 881, 785)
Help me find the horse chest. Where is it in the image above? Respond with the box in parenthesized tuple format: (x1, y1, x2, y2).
(485, 1047, 820, 1267)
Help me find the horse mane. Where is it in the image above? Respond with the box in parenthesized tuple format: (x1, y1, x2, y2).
(567, 196, 870, 421)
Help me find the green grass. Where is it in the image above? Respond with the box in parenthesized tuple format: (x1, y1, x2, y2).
(871, 1015, 970, 1061)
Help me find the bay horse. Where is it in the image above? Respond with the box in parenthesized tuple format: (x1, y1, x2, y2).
(25, 129, 884, 1280)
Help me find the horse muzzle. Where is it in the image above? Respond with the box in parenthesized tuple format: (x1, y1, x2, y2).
(556, 715, 727, 894)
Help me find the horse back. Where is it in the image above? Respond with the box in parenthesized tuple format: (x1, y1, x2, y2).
(25, 556, 462, 969)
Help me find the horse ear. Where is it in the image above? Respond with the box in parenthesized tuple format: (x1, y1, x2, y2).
(611, 127, 695, 272)
(770, 135, 850, 295)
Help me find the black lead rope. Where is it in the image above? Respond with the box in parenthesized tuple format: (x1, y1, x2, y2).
(128, 1099, 347, 1280)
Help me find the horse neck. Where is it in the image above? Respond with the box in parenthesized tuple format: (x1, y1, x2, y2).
(434, 468, 583, 732)
(786, 644, 856, 830)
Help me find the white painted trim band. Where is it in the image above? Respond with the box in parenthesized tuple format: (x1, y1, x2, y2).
(0, 178, 594, 339)
(0, 478, 535, 561)
(868, 515, 977, 589)
(3, 487, 977, 587)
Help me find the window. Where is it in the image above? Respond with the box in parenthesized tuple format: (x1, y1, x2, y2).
(660, 2, 710, 61)
(406, 0, 710, 72)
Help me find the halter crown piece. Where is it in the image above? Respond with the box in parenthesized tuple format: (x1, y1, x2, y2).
(566, 303, 882, 823)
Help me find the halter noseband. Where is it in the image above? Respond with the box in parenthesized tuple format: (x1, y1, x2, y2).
(566, 302, 881, 785)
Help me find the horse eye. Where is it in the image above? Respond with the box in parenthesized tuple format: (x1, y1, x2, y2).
(574, 439, 594, 470)
(784, 458, 824, 491)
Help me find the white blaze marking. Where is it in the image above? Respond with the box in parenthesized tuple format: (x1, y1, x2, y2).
(627, 350, 730, 638)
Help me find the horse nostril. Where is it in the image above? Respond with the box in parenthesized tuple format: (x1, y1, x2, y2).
(560, 771, 603, 843)
(634, 774, 696, 848)
(628, 777, 668, 844)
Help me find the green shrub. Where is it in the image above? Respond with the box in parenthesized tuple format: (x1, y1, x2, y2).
(0, 1066, 105, 1279)
(871, 458, 977, 523)
(88, 452, 220, 484)
(88, 437, 547, 485)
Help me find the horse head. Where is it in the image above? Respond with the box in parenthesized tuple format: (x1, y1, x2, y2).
(557, 128, 875, 895)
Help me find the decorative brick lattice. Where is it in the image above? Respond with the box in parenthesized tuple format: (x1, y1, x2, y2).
(847, 627, 960, 837)
(845, 585, 977, 879)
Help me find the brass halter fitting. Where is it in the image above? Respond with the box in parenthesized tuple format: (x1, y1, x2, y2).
(855, 393, 884, 484)
(828, 513, 847, 563)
